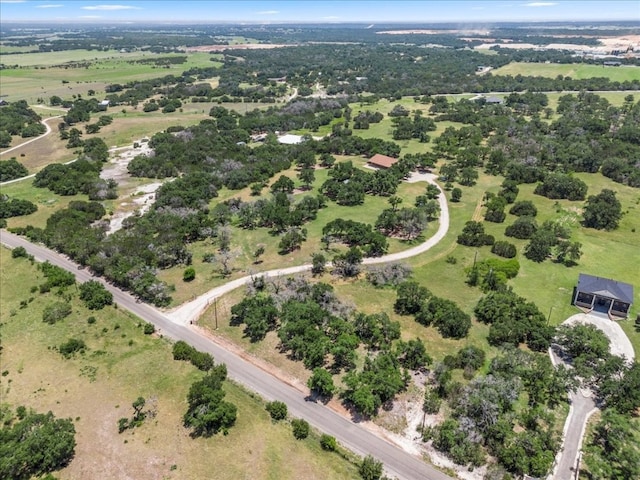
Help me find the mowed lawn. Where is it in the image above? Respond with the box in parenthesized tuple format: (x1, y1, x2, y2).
(492, 62, 640, 82)
(0, 248, 359, 480)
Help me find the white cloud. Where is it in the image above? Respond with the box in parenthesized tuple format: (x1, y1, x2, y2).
(523, 2, 557, 6)
(323, 16, 341, 20)
(0, 0, 27, 3)
(82, 4, 141, 11)
(257, 10, 279, 15)
(79, 15, 102, 18)
(37, 4, 64, 8)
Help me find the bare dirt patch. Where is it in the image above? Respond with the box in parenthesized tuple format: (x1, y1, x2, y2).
(101, 141, 164, 234)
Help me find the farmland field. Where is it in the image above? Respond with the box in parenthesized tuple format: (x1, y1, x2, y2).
(492, 62, 640, 82)
(0, 51, 222, 103)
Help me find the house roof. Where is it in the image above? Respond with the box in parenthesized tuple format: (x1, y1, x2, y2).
(368, 153, 398, 169)
(577, 273, 634, 304)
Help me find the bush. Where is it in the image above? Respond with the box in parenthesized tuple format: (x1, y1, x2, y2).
(505, 216, 538, 239)
(59, 338, 86, 358)
(366, 262, 412, 287)
(183, 267, 196, 282)
(491, 241, 517, 258)
(11, 246, 27, 258)
(265, 401, 288, 421)
(42, 302, 72, 324)
(291, 419, 310, 439)
(79, 280, 113, 310)
(509, 200, 537, 217)
(359, 455, 384, 480)
(143, 323, 155, 335)
(320, 434, 337, 451)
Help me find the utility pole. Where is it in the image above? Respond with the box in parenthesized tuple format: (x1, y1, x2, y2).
(214, 298, 218, 330)
(548, 305, 554, 325)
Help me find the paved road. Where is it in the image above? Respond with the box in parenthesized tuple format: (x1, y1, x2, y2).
(549, 313, 636, 480)
(167, 173, 449, 325)
(0, 230, 453, 480)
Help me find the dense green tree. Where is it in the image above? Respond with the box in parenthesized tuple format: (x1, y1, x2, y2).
(79, 280, 113, 310)
(582, 189, 622, 230)
(0, 408, 76, 480)
(307, 367, 336, 397)
(0, 159, 29, 182)
(183, 365, 237, 437)
(291, 419, 310, 439)
(584, 410, 640, 480)
(394, 281, 430, 315)
(266, 400, 288, 421)
(359, 455, 384, 480)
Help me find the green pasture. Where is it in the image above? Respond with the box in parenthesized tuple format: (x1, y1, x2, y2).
(158, 160, 436, 306)
(492, 62, 640, 82)
(0, 248, 359, 480)
(0, 51, 221, 103)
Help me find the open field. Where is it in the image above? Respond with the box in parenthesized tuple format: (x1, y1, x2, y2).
(157, 162, 434, 306)
(0, 51, 222, 103)
(492, 62, 640, 82)
(0, 247, 359, 480)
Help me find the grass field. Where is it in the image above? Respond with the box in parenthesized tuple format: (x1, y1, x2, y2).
(0, 51, 222, 103)
(0, 247, 359, 480)
(492, 62, 640, 82)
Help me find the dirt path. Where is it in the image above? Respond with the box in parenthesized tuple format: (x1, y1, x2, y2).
(0, 115, 61, 157)
(471, 197, 483, 221)
(166, 173, 449, 325)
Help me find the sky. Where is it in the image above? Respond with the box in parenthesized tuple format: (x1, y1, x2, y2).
(0, 0, 638, 24)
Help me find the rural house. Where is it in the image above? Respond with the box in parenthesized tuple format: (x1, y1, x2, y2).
(573, 273, 634, 318)
(367, 153, 398, 169)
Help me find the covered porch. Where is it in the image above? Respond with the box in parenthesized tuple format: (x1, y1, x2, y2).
(573, 274, 633, 319)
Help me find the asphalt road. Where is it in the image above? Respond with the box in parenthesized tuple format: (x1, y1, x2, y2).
(0, 230, 453, 480)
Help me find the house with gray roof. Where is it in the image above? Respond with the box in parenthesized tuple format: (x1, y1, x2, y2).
(573, 273, 634, 318)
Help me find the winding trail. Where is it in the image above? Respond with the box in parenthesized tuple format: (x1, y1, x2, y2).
(549, 313, 635, 480)
(0, 115, 61, 157)
(0, 174, 453, 480)
(0, 116, 64, 186)
(166, 172, 449, 325)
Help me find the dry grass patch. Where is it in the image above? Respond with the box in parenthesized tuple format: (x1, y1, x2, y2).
(0, 248, 359, 480)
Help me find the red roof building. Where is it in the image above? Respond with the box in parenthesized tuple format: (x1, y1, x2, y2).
(368, 154, 398, 169)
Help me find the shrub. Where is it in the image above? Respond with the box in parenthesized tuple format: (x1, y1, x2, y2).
(11, 246, 27, 258)
(79, 280, 113, 310)
(183, 267, 196, 282)
(505, 216, 538, 239)
(509, 200, 537, 217)
(143, 323, 155, 335)
(291, 419, 310, 439)
(265, 401, 288, 421)
(320, 434, 337, 451)
(59, 338, 86, 358)
(491, 241, 517, 258)
(366, 262, 412, 287)
(359, 455, 384, 480)
(87, 316, 96, 325)
(42, 302, 72, 324)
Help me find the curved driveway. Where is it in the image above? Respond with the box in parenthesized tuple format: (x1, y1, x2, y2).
(167, 173, 448, 325)
(0, 174, 451, 480)
(549, 313, 635, 480)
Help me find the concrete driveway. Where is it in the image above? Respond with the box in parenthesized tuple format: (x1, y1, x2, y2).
(549, 312, 635, 480)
